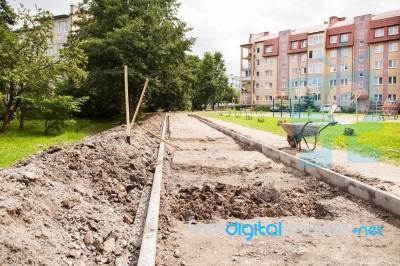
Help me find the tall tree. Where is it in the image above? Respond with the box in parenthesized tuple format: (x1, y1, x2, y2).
(193, 51, 229, 110)
(0, 5, 87, 132)
(73, 0, 195, 117)
(0, 0, 16, 27)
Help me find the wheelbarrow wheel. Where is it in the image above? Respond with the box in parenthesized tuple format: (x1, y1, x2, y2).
(287, 135, 297, 148)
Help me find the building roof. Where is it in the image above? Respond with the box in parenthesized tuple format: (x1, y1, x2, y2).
(291, 23, 328, 35)
(372, 9, 400, 20)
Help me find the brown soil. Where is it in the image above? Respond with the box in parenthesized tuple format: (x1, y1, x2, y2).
(0, 113, 163, 266)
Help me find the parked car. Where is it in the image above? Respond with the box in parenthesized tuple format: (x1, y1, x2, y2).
(319, 104, 330, 113)
(270, 106, 286, 112)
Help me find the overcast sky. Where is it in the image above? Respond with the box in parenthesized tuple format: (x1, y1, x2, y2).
(8, 0, 400, 75)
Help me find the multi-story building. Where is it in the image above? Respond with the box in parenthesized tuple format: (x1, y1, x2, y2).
(46, 5, 78, 57)
(240, 9, 400, 112)
(228, 74, 241, 91)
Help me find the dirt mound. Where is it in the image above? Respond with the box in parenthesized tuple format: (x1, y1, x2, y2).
(0, 115, 162, 265)
(165, 180, 340, 222)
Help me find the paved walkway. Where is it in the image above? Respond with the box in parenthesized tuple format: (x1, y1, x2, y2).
(202, 116, 400, 198)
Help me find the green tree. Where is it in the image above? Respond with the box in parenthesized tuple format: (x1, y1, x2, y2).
(73, 0, 194, 117)
(302, 88, 315, 111)
(193, 51, 229, 110)
(0, 5, 87, 132)
(0, 0, 16, 27)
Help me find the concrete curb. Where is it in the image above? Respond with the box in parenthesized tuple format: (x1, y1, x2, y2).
(137, 114, 167, 266)
(191, 115, 400, 218)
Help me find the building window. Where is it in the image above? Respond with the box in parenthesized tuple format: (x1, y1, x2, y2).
(300, 67, 307, 74)
(291, 81, 298, 88)
(300, 40, 307, 48)
(358, 56, 365, 63)
(308, 35, 323, 45)
(266, 58, 273, 65)
(300, 81, 307, 87)
(291, 55, 297, 62)
(340, 33, 349, 43)
(374, 77, 383, 85)
(309, 63, 322, 73)
(329, 79, 337, 87)
(340, 48, 348, 57)
(291, 41, 298, 49)
(340, 78, 348, 86)
(265, 70, 273, 76)
(374, 94, 383, 101)
(56, 43, 63, 53)
(358, 81, 364, 88)
(341, 64, 348, 71)
(388, 94, 397, 101)
(266, 96, 273, 101)
(374, 28, 384, 37)
(315, 50, 323, 58)
(300, 53, 307, 61)
(282, 64, 286, 68)
(255, 83, 260, 89)
(389, 42, 398, 52)
(389, 59, 398, 68)
(256, 47, 260, 53)
(359, 72, 364, 77)
(265, 45, 273, 53)
(292, 68, 298, 75)
(256, 95, 260, 101)
(256, 71, 260, 77)
(58, 21, 68, 33)
(329, 35, 338, 44)
(374, 61, 383, 69)
(374, 44, 383, 53)
(256, 60, 260, 66)
(265, 83, 273, 89)
(359, 41, 365, 46)
(46, 47, 53, 56)
(308, 78, 322, 87)
(330, 50, 337, 58)
(341, 94, 349, 101)
(389, 76, 397, 85)
(388, 25, 399, 36)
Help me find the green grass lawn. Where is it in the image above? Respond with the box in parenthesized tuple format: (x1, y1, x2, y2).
(0, 119, 120, 168)
(197, 112, 400, 165)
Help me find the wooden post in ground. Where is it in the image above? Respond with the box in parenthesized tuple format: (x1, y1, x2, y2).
(130, 79, 149, 130)
(124, 65, 131, 144)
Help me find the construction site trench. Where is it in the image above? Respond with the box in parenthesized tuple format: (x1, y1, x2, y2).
(0, 112, 399, 266)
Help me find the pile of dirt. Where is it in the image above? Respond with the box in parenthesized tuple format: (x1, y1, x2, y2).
(164, 179, 341, 222)
(0, 115, 162, 265)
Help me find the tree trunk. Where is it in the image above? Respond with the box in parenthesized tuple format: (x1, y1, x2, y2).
(19, 106, 25, 131)
(0, 109, 12, 133)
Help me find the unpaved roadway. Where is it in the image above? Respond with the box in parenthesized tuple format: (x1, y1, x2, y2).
(156, 113, 400, 266)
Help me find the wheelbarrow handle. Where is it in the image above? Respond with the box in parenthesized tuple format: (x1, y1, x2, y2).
(318, 121, 338, 134)
(298, 121, 313, 139)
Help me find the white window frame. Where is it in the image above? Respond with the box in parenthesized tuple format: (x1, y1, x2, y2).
(265, 45, 273, 53)
(374, 61, 383, 69)
(341, 64, 348, 71)
(329, 65, 336, 72)
(389, 43, 398, 52)
(300, 53, 307, 61)
(389, 76, 397, 85)
(340, 78, 348, 86)
(266, 58, 273, 65)
(388, 25, 399, 36)
(300, 40, 307, 48)
(329, 79, 337, 87)
(291, 55, 297, 63)
(340, 48, 348, 57)
(330, 50, 337, 58)
(374, 77, 383, 85)
(388, 59, 398, 68)
(375, 28, 384, 37)
(374, 44, 383, 53)
(265, 83, 273, 89)
(330, 35, 337, 44)
(340, 33, 349, 43)
(300, 67, 307, 74)
(291, 41, 298, 49)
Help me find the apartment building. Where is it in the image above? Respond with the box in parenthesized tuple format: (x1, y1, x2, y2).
(240, 9, 400, 111)
(229, 74, 241, 91)
(46, 5, 78, 57)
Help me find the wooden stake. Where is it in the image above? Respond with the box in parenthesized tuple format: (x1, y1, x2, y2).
(124, 65, 131, 144)
(130, 79, 149, 130)
(141, 126, 182, 150)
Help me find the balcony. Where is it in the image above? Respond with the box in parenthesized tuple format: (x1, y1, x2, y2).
(241, 76, 252, 82)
